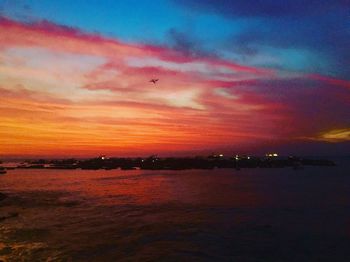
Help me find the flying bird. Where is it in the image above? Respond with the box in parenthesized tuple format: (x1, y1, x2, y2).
(150, 79, 159, 84)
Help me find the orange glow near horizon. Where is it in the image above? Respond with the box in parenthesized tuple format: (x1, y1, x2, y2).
(1, 18, 349, 157)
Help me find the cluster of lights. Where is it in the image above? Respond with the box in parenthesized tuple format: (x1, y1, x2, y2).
(266, 153, 278, 157)
(234, 155, 251, 160)
(209, 154, 224, 158)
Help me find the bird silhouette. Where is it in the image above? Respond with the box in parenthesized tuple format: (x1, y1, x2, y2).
(150, 79, 159, 84)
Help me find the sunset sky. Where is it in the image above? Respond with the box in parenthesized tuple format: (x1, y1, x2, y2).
(0, 0, 349, 157)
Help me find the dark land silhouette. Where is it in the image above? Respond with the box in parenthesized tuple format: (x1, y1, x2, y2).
(2, 154, 335, 171)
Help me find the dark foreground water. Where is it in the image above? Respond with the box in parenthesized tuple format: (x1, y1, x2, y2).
(1, 162, 350, 261)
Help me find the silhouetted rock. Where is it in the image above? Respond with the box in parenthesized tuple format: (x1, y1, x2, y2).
(0, 192, 7, 201)
(0, 166, 6, 174)
(0, 212, 19, 222)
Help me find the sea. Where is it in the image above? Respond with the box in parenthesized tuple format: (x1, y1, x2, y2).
(0, 157, 349, 261)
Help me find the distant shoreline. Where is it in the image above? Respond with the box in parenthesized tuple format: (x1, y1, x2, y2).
(0, 155, 336, 171)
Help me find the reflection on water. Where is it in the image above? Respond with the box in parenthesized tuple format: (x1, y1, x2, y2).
(1, 166, 350, 261)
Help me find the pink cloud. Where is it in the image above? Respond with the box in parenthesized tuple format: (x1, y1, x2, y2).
(308, 74, 350, 89)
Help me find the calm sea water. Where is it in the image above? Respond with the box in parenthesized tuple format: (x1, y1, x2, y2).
(1, 160, 350, 261)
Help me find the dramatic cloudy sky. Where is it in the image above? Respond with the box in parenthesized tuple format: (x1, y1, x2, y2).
(0, 0, 349, 157)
